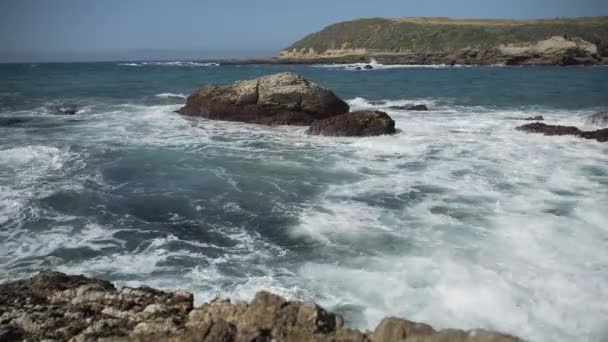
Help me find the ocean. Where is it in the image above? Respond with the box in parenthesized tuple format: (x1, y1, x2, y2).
(1, 61, 607, 341)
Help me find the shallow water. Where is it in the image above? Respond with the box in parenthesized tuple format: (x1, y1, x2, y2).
(1, 62, 607, 341)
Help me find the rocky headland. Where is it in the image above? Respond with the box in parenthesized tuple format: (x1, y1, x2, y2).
(0, 271, 522, 342)
(177, 72, 396, 137)
(206, 17, 608, 66)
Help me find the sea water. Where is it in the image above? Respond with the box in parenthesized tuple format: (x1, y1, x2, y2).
(0, 62, 607, 341)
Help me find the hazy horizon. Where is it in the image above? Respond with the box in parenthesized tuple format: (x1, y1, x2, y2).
(1, 0, 607, 63)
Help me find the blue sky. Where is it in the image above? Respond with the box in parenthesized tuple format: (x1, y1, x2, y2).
(1, 0, 606, 62)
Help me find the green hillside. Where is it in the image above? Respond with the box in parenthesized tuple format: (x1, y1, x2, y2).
(286, 17, 608, 56)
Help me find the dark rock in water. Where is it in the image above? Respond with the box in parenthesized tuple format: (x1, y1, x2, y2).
(0, 117, 30, 127)
(369, 100, 387, 106)
(523, 115, 544, 121)
(308, 110, 396, 137)
(363, 64, 374, 70)
(406, 104, 429, 111)
(516, 122, 582, 136)
(354, 66, 362, 70)
(390, 104, 429, 111)
(177, 72, 350, 126)
(580, 128, 608, 142)
(52, 104, 81, 115)
(585, 111, 608, 126)
(516, 122, 608, 142)
(0, 271, 521, 341)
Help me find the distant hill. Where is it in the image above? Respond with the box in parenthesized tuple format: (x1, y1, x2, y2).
(279, 17, 608, 65)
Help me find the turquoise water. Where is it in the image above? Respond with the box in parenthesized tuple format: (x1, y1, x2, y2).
(1, 62, 607, 341)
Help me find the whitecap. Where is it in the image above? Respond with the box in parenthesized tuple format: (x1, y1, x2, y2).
(155, 93, 187, 99)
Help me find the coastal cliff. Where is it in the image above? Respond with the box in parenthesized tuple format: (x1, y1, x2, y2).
(278, 17, 608, 65)
(0, 272, 521, 341)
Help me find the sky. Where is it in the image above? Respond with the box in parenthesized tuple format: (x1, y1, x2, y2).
(0, 0, 606, 62)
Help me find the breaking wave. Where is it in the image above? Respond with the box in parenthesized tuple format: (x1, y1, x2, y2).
(119, 61, 220, 67)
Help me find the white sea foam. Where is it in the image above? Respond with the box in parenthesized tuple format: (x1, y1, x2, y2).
(155, 93, 187, 99)
(1, 98, 606, 341)
(314, 58, 474, 71)
(287, 101, 608, 341)
(119, 61, 220, 67)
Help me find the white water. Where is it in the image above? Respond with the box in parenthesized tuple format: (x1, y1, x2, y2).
(1, 99, 607, 341)
(118, 61, 220, 67)
(314, 58, 475, 71)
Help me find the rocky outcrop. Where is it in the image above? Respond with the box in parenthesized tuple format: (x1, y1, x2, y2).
(516, 122, 608, 142)
(177, 72, 350, 126)
(308, 110, 396, 137)
(585, 111, 608, 126)
(277, 17, 608, 66)
(0, 271, 521, 342)
(498, 36, 600, 65)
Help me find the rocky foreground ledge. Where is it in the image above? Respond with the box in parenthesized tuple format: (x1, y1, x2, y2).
(0, 272, 521, 342)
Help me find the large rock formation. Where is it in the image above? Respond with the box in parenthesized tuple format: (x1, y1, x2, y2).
(0, 271, 521, 342)
(308, 110, 396, 137)
(177, 72, 350, 126)
(516, 122, 608, 142)
(498, 36, 600, 65)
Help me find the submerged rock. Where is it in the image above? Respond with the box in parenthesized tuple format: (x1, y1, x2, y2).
(363, 64, 374, 70)
(523, 115, 544, 121)
(585, 111, 608, 126)
(177, 72, 350, 126)
(406, 104, 428, 111)
(516, 122, 608, 142)
(0, 117, 30, 127)
(308, 110, 396, 137)
(389, 104, 429, 111)
(52, 103, 82, 115)
(0, 271, 521, 341)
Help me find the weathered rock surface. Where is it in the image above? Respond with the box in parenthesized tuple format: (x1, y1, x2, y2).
(516, 122, 608, 142)
(0, 271, 521, 342)
(177, 72, 350, 126)
(585, 111, 608, 126)
(308, 110, 396, 137)
(498, 36, 600, 65)
(0, 271, 193, 341)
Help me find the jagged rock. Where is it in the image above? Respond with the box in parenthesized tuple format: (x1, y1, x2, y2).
(308, 110, 396, 137)
(516, 122, 582, 136)
(0, 272, 522, 341)
(0, 271, 193, 341)
(177, 72, 350, 126)
(585, 111, 608, 126)
(373, 318, 520, 342)
(516, 122, 608, 142)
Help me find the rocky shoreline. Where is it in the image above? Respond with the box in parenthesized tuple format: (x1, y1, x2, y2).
(0, 271, 522, 342)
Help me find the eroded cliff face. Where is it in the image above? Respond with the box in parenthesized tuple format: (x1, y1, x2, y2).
(279, 36, 604, 66)
(0, 271, 522, 342)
